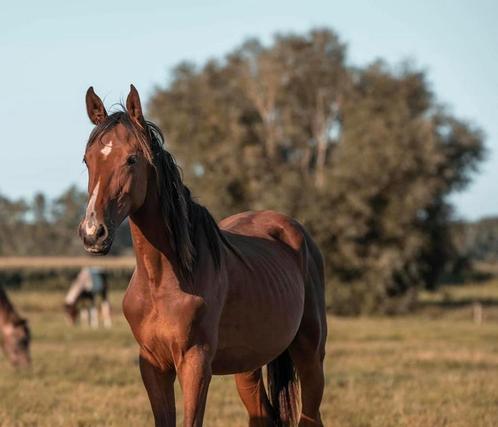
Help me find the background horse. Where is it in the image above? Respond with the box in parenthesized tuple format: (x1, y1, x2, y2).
(64, 267, 112, 328)
(0, 286, 31, 368)
(79, 85, 327, 426)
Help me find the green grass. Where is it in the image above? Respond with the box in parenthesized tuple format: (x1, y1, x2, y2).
(2, 281, 498, 426)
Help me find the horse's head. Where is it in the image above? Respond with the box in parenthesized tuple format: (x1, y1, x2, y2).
(63, 303, 79, 325)
(80, 85, 152, 255)
(2, 317, 31, 368)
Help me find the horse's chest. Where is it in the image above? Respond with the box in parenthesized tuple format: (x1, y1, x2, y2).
(123, 285, 208, 365)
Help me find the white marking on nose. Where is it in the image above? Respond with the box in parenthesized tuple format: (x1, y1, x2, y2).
(84, 180, 100, 235)
(100, 140, 113, 159)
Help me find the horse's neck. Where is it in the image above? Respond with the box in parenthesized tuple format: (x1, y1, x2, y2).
(65, 271, 89, 305)
(0, 287, 18, 328)
(129, 187, 183, 290)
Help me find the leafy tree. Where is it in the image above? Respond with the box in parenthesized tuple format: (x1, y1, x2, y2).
(0, 194, 29, 255)
(0, 28, 485, 314)
(0, 186, 130, 256)
(149, 28, 484, 314)
(452, 217, 498, 264)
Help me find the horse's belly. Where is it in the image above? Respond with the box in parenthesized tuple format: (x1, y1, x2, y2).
(212, 346, 275, 374)
(212, 272, 305, 375)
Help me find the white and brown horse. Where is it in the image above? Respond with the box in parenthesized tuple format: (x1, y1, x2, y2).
(64, 267, 112, 328)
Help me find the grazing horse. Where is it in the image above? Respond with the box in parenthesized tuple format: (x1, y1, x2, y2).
(0, 286, 31, 368)
(79, 85, 327, 426)
(64, 267, 112, 328)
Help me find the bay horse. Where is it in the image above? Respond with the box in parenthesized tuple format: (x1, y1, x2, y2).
(79, 85, 327, 426)
(64, 267, 112, 328)
(0, 286, 31, 368)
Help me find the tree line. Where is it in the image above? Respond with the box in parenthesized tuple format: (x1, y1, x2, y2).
(0, 186, 131, 258)
(0, 28, 486, 314)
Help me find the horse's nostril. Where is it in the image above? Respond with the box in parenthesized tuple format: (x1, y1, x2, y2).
(96, 224, 107, 240)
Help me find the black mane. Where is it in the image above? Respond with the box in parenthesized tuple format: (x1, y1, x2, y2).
(86, 110, 224, 277)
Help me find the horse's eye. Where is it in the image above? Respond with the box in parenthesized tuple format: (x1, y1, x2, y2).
(126, 155, 138, 166)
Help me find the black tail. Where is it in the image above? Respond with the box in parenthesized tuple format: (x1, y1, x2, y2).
(266, 349, 299, 426)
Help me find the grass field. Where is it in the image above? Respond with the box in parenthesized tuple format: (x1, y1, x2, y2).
(2, 281, 498, 426)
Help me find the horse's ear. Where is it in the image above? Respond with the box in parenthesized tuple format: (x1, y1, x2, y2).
(85, 87, 107, 125)
(126, 84, 144, 125)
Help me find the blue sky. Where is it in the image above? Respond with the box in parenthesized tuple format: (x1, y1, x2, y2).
(1, 0, 497, 220)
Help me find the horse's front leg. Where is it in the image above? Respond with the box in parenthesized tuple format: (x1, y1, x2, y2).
(139, 355, 176, 427)
(176, 346, 212, 427)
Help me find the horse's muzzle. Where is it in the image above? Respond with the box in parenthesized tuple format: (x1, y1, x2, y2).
(79, 220, 113, 255)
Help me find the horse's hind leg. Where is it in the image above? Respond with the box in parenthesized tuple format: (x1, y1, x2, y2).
(290, 249, 327, 426)
(289, 288, 326, 426)
(100, 284, 112, 328)
(89, 304, 98, 328)
(235, 369, 274, 427)
(80, 305, 89, 326)
(289, 342, 325, 427)
(101, 299, 112, 328)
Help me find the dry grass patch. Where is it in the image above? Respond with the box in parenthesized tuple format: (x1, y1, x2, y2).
(1, 283, 498, 426)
